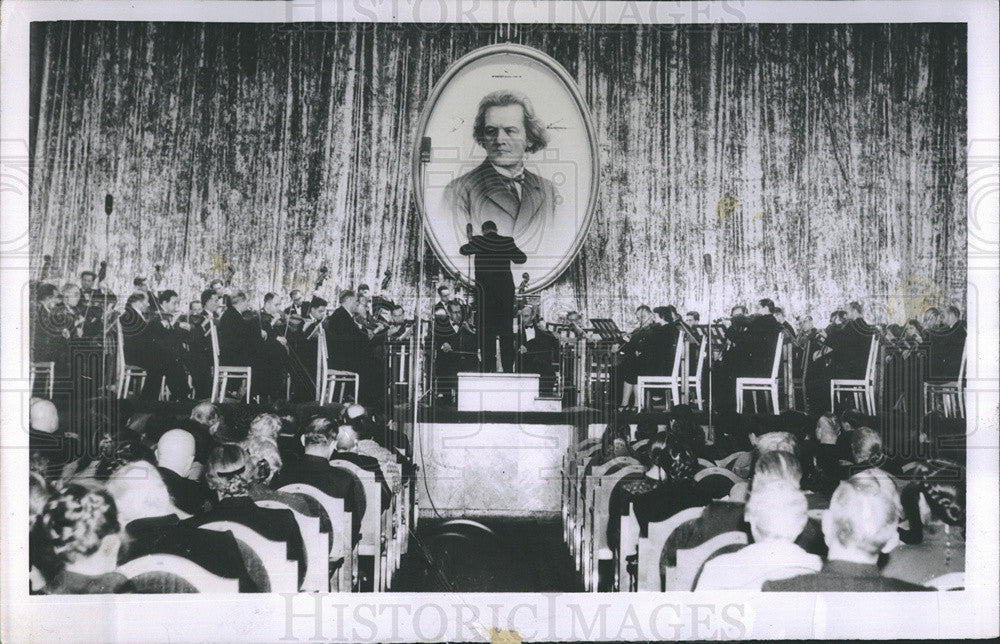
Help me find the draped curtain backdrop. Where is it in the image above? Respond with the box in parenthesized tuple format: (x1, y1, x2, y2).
(30, 22, 966, 323)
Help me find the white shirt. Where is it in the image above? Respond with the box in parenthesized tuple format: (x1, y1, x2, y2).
(490, 162, 525, 200)
(694, 540, 822, 591)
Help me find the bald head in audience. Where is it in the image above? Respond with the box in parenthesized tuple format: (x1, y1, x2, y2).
(30, 399, 59, 434)
(106, 461, 180, 525)
(335, 425, 358, 452)
(155, 429, 196, 478)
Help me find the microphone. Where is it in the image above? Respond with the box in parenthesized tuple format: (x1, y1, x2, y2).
(419, 137, 432, 164)
(105, 194, 113, 216)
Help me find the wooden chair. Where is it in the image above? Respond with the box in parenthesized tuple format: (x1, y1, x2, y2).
(563, 439, 601, 552)
(716, 451, 751, 470)
(328, 460, 392, 592)
(791, 338, 812, 412)
(618, 505, 641, 592)
(115, 320, 148, 399)
(585, 461, 644, 591)
(926, 571, 964, 590)
(200, 521, 298, 593)
(924, 343, 967, 418)
(697, 458, 716, 469)
(736, 335, 784, 414)
(117, 554, 240, 593)
(208, 318, 251, 403)
(29, 361, 55, 399)
(637, 505, 704, 591)
(636, 338, 685, 411)
(672, 531, 748, 590)
(830, 335, 880, 415)
(256, 499, 329, 592)
(278, 484, 354, 592)
(317, 336, 359, 405)
(685, 333, 709, 410)
(694, 467, 745, 485)
(571, 444, 603, 567)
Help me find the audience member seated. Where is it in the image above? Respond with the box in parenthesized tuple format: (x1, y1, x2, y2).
(884, 460, 965, 586)
(695, 481, 822, 590)
(187, 444, 306, 584)
(32, 484, 133, 594)
(330, 425, 393, 509)
(29, 472, 56, 592)
(664, 450, 826, 569)
(29, 398, 79, 481)
(107, 461, 258, 592)
(763, 469, 930, 591)
(606, 432, 709, 553)
(273, 416, 364, 545)
(155, 429, 210, 515)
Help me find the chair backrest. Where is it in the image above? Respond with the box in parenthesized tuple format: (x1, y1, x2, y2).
(208, 317, 221, 370)
(631, 439, 650, 452)
(277, 483, 350, 560)
(200, 521, 298, 593)
(926, 571, 964, 590)
(591, 455, 642, 478)
(328, 459, 384, 548)
(256, 499, 328, 593)
(798, 338, 812, 379)
(694, 467, 745, 485)
(864, 335, 879, 382)
(958, 342, 968, 382)
(692, 333, 708, 380)
(638, 505, 704, 591)
(317, 331, 329, 378)
(697, 458, 716, 469)
(117, 554, 240, 593)
(670, 337, 685, 378)
(646, 506, 704, 553)
(674, 530, 748, 590)
(768, 334, 784, 379)
(715, 451, 751, 470)
(115, 319, 126, 371)
(574, 437, 602, 452)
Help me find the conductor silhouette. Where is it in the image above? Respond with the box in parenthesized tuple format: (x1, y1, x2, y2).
(459, 220, 527, 372)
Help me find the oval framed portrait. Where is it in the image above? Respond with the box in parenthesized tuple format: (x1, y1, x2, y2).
(412, 44, 600, 294)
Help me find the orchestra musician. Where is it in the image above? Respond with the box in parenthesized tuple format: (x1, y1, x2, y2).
(285, 296, 328, 402)
(284, 289, 310, 320)
(515, 303, 560, 396)
(252, 292, 291, 401)
(327, 290, 377, 404)
(119, 291, 191, 401)
(615, 304, 660, 410)
(31, 283, 70, 395)
(434, 300, 479, 405)
(740, 298, 782, 379)
(710, 304, 751, 413)
(806, 301, 876, 414)
(433, 284, 454, 320)
(57, 284, 104, 341)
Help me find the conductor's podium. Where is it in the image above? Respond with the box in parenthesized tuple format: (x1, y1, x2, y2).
(456, 372, 561, 413)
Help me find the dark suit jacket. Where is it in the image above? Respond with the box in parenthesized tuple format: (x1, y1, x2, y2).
(826, 318, 876, 379)
(119, 306, 157, 369)
(459, 232, 527, 332)
(641, 322, 679, 376)
(217, 307, 258, 366)
(516, 324, 560, 376)
(157, 466, 211, 515)
(742, 314, 782, 377)
(326, 306, 371, 372)
(118, 514, 258, 592)
(762, 559, 931, 592)
(186, 496, 306, 583)
(443, 160, 559, 251)
(927, 320, 966, 380)
(30, 429, 79, 480)
(273, 454, 364, 544)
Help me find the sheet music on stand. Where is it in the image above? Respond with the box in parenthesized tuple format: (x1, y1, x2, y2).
(695, 323, 727, 353)
(588, 318, 623, 342)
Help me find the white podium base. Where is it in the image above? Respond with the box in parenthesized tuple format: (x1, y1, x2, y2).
(456, 372, 560, 412)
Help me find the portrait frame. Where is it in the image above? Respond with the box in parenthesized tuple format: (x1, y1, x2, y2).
(411, 43, 601, 294)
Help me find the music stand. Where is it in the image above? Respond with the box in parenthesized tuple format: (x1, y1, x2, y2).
(588, 318, 623, 343)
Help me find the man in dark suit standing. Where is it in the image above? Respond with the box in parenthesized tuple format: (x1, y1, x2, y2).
(460, 220, 527, 373)
(926, 305, 966, 381)
(441, 90, 559, 253)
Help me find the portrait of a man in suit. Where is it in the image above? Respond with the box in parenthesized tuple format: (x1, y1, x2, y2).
(441, 90, 560, 253)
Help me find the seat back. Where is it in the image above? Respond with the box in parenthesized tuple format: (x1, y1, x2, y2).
(115, 319, 126, 373)
(670, 336, 685, 378)
(587, 465, 645, 590)
(693, 467, 745, 485)
(715, 451, 751, 470)
(200, 521, 298, 593)
(638, 505, 704, 591)
(208, 317, 221, 370)
(256, 499, 328, 593)
(277, 484, 350, 561)
(674, 530, 748, 590)
(958, 342, 968, 382)
(864, 335, 879, 383)
(767, 334, 784, 380)
(692, 333, 708, 380)
(117, 554, 240, 593)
